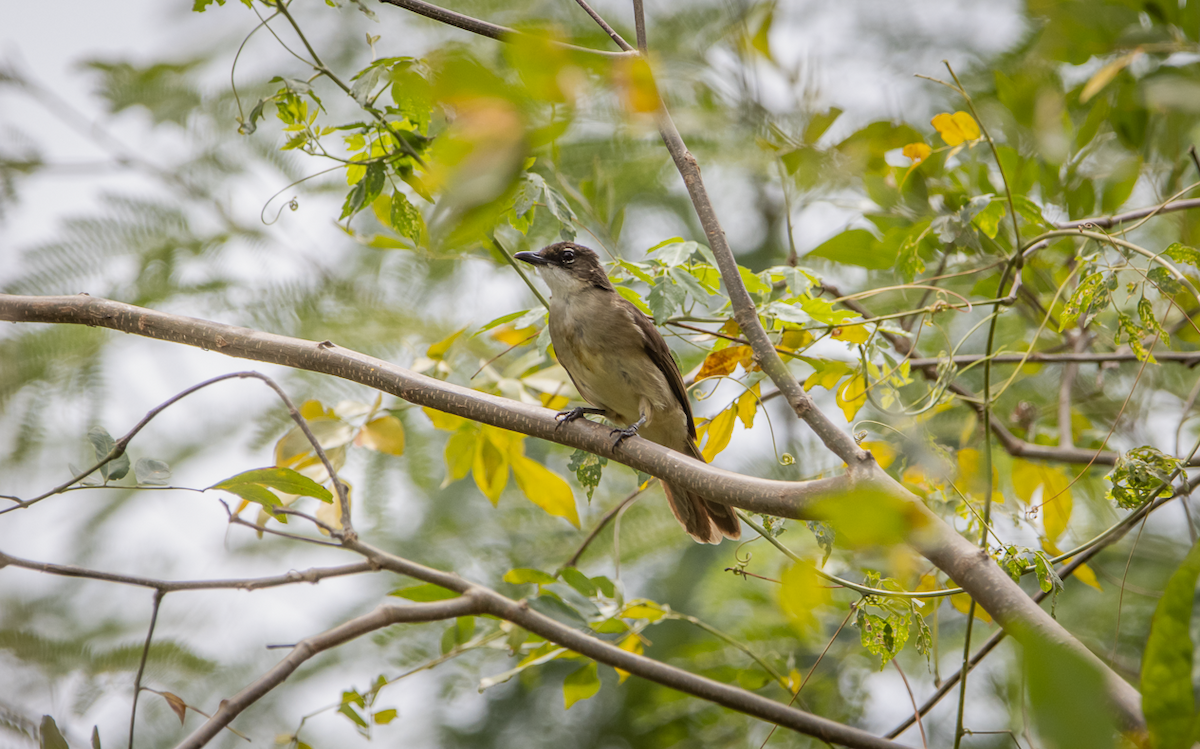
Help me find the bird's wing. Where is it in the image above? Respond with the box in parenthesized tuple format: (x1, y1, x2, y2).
(619, 299, 697, 441)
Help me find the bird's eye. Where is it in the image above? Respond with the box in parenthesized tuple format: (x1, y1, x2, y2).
(562, 250, 576, 263)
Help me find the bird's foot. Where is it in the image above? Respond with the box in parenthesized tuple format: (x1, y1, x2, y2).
(611, 424, 640, 449)
(555, 407, 605, 430)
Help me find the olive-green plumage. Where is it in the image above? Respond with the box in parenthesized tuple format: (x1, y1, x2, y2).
(515, 242, 740, 543)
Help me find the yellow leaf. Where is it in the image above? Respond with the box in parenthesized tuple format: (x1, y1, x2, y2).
(443, 429, 476, 487)
(510, 453, 580, 527)
(1011, 458, 1040, 504)
(473, 432, 509, 504)
(931, 111, 980, 146)
(1041, 468, 1072, 543)
(861, 440, 896, 470)
(424, 407, 468, 432)
(779, 562, 830, 635)
(902, 142, 932, 164)
(316, 481, 351, 535)
(804, 359, 854, 391)
(779, 328, 813, 352)
(356, 415, 405, 456)
(614, 634, 644, 683)
(696, 345, 754, 381)
(300, 400, 331, 420)
(371, 193, 392, 228)
(832, 324, 871, 345)
(950, 592, 992, 623)
(491, 325, 538, 346)
(427, 326, 467, 360)
(736, 383, 760, 429)
(539, 393, 569, 411)
(622, 603, 667, 621)
(1073, 563, 1103, 592)
(835, 374, 867, 422)
(1080, 51, 1140, 103)
(563, 662, 600, 709)
(345, 152, 369, 185)
(701, 405, 737, 461)
(615, 56, 660, 114)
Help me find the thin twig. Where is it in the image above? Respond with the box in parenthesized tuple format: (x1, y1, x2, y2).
(562, 487, 645, 569)
(893, 660, 927, 749)
(128, 590, 165, 749)
(568, 0, 634, 51)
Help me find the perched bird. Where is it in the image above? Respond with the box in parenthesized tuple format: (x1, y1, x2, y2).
(514, 242, 741, 543)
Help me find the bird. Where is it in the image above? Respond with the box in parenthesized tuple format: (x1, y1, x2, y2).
(514, 241, 741, 543)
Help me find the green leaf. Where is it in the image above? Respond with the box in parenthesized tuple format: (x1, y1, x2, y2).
(134, 458, 171, 486)
(1106, 446, 1180, 509)
(591, 575, 616, 599)
(372, 709, 398, 725)
(529, 592, 589, 625)
(1059, 272, 1112, 331)
(807, 229, 895, 270)
(1143, 538, 1200, 749)
(805, 521, 835, 566)
(648, 240, 700, 267)
(389, 583, 460, 601)
(615, 285, 652, 315)
(389, 191, 424, 243)
(1163, 242, 1200, 268)
(736, 669, 771, 690)
(88, 426, 130, 482)
(192, 0, 224, 10)
(971, 199, 1007, 239)
(647, 280, 686, 324)
(39, 716, 69, 749)
(560, 567, 597, 598)
(803, 108, 843, 145)
(338, 703, 368, 729)
(91, 726, 101, 749)
(504, 568, 557, 585)
(1032, 551, 1065, 617)
(567, 449, 606, 501)
(1148, 267, 1183, 295)
(210, 467, 333, 504)
(562, 662, 600, 709)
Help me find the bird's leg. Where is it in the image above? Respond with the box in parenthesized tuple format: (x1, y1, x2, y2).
(555, 406, 606, 430)
(611, 413, 647, 448)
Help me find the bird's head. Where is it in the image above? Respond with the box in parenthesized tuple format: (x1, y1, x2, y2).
(514, 242, 613, 296)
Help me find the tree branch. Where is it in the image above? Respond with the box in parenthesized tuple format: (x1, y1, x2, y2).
(174, 595, 487, 749)
(0, 294, 845, 519)
(0, 549, 377, 592)
(375, 0, 636, 58)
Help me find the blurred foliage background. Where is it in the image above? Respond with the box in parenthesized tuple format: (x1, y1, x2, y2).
(3, 0, 1200, 747)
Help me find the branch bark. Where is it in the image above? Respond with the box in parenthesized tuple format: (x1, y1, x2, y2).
(0, 292, 1146, 731)
(175, 595, 487, 749)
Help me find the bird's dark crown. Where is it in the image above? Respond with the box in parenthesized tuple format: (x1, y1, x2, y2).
(517, 242, 613, 290)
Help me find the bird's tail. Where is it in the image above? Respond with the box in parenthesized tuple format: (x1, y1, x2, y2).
(662, 440, 741, 544)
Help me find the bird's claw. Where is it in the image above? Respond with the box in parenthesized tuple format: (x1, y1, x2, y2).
(555, 407, 589, 430)
(611, 425, 639, 449)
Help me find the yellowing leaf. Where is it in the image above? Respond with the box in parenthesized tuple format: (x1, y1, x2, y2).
(832, 324, 871, 345)
(356, 415, 405, 456)
(736, 383, 760, 429)
(424, 407, 467, 432)
(956, 448, 1001, 503)
(835, 374, 867, 422)
(1074, 563, 1103, 592)
(443, 429, 476, 487)
(615, 57, 660, 114)
(161, 692, 187, 725)
(491, 325, 538, 346)
(779, 562, 830, 635)
(511, 454, 580, 527)
(902, 142, 932, 163)
(779, 328, 813, 352)
(931, 111, 980, 146)
(300, 399, 332, 420)
(373, 709, 398, 725)
(804, 359, 854, 391)
(950, 592, 992, 623)
(315, 483, 350, 534)
(701, 405, 737, 461)
(427, 327, 467, 360)
(1012, 458, 1040, 504)
(473, 432, 509, 504)
(1080, 51, 1141, 103)
(539, 393, 569, 411)
(563, 662, 600, 709)
(861, 440, 896, 470)
(696, 345, 754, 381)
(622, 602, 667, 621)
(615, 285, 652, 315)
(1042, 469, 1073, 544)
(614, 633, 644, 683)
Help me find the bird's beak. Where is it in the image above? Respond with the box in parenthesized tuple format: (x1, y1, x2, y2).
(513, 251, 549, 266)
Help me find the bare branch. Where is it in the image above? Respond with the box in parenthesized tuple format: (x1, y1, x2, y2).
(341, 540, 910, 749)
(1055, 197, 1200, 230)
(129, 590, 165, 749)
(0, 549, 377, 592)
(375, 0, 636, 58)
(562, 486, 645, 569)
(906, 351, 1200, 367)
(174, 595, 487, 749)
(568, 0, 634, 51)
(0, 294, 846, 519)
